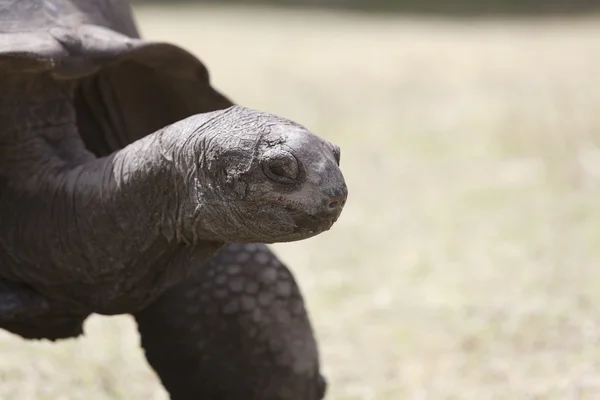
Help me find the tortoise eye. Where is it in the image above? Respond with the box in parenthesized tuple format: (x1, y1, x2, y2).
(262, 151, 299, 185)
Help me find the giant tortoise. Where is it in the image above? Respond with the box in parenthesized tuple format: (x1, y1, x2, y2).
(0, 0, 348, 398)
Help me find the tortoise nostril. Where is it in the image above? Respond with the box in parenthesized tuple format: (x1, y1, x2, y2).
(322, 187, 347, 215)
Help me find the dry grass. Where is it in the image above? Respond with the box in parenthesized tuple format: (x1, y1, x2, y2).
(2, 5, 600, 399)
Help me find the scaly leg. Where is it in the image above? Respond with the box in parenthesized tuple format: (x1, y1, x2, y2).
(134, 243, 327, 400)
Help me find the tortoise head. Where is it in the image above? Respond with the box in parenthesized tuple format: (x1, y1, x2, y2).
(176, 106, 348, 244)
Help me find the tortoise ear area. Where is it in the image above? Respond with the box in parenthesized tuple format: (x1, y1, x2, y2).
(211, 149, 253, 199)
(213, 167, 247, 200)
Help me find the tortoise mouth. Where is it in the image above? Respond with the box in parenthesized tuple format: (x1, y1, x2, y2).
(286, 206, 336, 234)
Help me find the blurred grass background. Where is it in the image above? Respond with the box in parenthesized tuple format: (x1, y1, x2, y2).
(2, 2, 600, 399)
(132, 0, 600, 15)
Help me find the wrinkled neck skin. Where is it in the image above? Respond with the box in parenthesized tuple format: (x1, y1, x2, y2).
(0, 75, 92, 166)
(0, 73, 225, 310)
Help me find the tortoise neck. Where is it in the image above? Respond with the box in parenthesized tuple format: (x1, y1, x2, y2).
(0, 74, 75, 129)
(0, 73, 93, 171)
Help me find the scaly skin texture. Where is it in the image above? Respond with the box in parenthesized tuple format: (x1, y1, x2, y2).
(136, 244, 327, 400)
(0, 1, 342, 398)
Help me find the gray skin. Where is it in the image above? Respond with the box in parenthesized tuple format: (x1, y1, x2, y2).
(0, 1, 346, 399)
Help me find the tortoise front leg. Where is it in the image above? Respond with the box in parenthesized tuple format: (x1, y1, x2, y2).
(134, 244, 327, 400)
